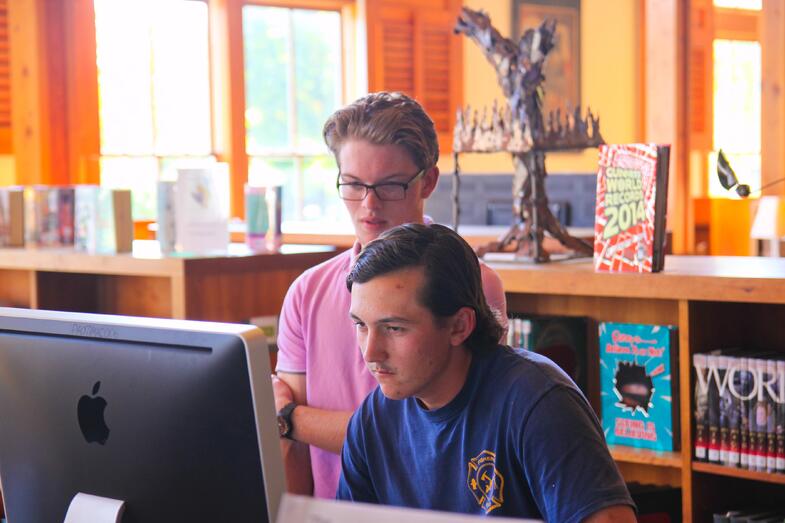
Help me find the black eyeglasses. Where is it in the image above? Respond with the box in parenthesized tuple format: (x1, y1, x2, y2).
(336, 169, 426, 201)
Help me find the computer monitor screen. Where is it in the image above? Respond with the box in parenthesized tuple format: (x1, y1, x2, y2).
(0, 307, 284, 523)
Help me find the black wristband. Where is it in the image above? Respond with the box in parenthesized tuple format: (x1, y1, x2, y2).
(277, 401, 297, 439)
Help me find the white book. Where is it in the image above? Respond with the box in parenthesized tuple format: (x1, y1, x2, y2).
(175, 165, 230, 254)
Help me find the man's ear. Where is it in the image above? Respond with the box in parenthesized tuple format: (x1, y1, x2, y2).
(449, 307, 476, 347)
(420, 166, 439, 199)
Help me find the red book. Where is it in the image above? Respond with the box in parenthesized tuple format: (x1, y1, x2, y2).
(593, 143, 671, 273)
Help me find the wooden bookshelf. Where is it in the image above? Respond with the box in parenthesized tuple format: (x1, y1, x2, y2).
(692, 462, 785, 486)
(491, 255, 785, 522)
(609, 445, 682, 468)
(0, 240, 339, 322)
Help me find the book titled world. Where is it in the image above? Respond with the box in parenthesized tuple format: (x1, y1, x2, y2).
(593, 144, 671, 273)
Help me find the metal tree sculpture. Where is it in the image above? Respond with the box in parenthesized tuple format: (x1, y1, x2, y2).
(454, 7, 599, 262)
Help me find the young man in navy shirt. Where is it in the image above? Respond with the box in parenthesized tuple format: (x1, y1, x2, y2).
(339, 223, 636, 522)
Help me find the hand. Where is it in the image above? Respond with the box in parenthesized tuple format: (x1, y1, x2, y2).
(271, 374, 295, 412)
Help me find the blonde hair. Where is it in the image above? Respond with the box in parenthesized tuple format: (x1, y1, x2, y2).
(323, 92, 439, 170)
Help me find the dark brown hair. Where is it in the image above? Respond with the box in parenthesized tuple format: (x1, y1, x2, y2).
(347, 223, 502, 353)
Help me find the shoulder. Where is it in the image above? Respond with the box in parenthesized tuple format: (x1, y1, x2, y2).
(285, 248, 353, 299)
(480, 347, 584, 405)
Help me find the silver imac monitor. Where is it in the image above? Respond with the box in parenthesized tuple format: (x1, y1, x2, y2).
(0, 307, 284, 523)
(277, 494, 542, 523)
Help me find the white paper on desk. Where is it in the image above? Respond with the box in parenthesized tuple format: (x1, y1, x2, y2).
(175, 165, 230, 254)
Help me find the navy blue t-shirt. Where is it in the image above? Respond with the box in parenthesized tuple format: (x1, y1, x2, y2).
(337, 346, 634, 522)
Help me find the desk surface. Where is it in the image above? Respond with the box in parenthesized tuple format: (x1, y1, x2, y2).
(489, 255, 785, 304)
(0, 241, 338, 277)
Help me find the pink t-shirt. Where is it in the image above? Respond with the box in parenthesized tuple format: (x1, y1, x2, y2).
(276, 242, 507, 498)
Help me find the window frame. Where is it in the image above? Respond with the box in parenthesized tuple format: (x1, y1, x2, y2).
(217, 0, 355, 219)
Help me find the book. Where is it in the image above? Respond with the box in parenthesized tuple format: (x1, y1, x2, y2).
(593, 143, 671, 273)
(0, 187, 24, 247)
(74, 186, 133, 254)
(599, 321, 678, 452)
(693, 353, 709, 461)
(24, 186, 60, 247)
(175, 165, 230, 254)
(157, 181, 177, 253)
(693, 350, 785, 474)
(508, 314, 589, 395)
(57, 187, 75, 246)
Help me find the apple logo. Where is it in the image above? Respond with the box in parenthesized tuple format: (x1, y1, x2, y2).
(77, 381, 110, 445)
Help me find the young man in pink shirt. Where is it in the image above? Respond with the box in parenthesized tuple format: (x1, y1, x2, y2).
(272, 92, 507, 497)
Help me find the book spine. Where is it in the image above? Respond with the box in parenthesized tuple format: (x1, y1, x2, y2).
(777, 359, 785, 473)
(719, 355, 730, 465)
(652, 144, 671, 272)
(707, 353, 721, 463)
(694, 353, 709, 462)
(754, 358, 768, 471)
(739, 357, 750, 469)
(767, 359, 778, 472)
(728, 355, 741, 467)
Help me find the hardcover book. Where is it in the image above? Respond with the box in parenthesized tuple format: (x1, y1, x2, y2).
(0, 188, 24, 247)
(24, 186, 60, 247)
(593, 143, 671, 273)
(175, 165, 230, 254)
(599, 321, 678, 452)
(74, 186, 132, 254)
(508, 314, 589, 395)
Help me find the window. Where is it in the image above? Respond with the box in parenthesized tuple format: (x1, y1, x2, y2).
(94, 0, 213, 219)
(704, 1, 761, 199)
(708, 39, 761, 197)
(713, 0, 761, 9)
(243, 5, 347, 227)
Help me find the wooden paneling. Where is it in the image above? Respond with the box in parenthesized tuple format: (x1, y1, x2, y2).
(761, 0, 785, 197)
(0, 269, 32, 308)
(0, 0, 11, 153)
(8, 0, 100, 186)
(644, 0, 689, 254)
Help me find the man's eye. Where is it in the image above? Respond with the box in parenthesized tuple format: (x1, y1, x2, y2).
(385, 325, 404, 333)
(354, 321, 367, 330)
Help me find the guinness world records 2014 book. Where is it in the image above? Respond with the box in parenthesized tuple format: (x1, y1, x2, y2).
(593, 144, 671, 273)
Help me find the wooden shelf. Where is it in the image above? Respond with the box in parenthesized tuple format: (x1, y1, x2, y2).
(693, 462, 785, 485)
(609, 445, 682, 468)
(496, 255, 785, 521)
(490, 255, 785, 305)
(0, 241, 339, 321)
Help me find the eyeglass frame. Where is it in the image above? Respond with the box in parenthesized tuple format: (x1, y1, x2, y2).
(335, 168, 427, 201)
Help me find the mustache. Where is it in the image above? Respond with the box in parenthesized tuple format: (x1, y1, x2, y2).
(367, 363, 394, 373)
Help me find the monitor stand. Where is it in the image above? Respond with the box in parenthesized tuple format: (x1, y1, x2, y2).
(64, 492, 126, 523)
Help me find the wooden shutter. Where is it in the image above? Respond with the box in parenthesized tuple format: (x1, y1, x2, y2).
(0, 0, 10, 153)
(378, 6, 414, 94)
(416, 10, 458, 154)
(367, 0, 462, 154)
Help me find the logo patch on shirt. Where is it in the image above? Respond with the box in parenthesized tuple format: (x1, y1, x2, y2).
(467, 450, 505, 513)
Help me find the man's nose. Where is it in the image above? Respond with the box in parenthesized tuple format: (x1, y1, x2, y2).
(362, 328, 386, 363)
(362, 187, 383, 209)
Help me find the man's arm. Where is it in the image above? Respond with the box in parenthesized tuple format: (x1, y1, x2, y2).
(583, 505, 636, 523)
(272, 373, 313, 495)
(275, 372, 353, 453)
